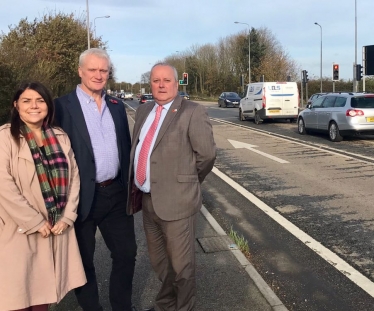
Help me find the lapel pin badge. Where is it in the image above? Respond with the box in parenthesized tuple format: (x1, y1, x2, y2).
(172, 109, 178, 113)
(109, 99, 118, 104)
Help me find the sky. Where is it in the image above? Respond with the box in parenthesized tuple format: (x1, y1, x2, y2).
(1, 0, 373, 85)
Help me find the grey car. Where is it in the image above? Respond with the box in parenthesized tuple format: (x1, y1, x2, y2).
(298, 92, 374, 141)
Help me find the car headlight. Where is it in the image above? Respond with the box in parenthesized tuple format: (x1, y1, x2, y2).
(226, 99, 232, 103)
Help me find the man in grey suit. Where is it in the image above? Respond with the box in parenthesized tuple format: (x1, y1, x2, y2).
(127, 63, 216, 311)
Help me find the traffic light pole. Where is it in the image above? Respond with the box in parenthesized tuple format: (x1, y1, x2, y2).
(300, 71, 304, 107)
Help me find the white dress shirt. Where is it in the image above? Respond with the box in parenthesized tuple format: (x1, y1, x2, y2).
(134, 101, 173, 192)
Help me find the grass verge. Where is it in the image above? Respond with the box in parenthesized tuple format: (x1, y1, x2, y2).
(229, 227, 250, 258)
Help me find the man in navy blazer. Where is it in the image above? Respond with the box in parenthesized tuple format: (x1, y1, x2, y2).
(54, 48, 137, 311)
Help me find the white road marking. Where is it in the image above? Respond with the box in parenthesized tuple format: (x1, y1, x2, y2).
(212, 118, 374, 164)
(228, 139, 289, 164)
(211, 166, 374, 298)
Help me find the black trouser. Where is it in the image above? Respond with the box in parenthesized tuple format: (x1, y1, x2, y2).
(74, 180, 137, 311)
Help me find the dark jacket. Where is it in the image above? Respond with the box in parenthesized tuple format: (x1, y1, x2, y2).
(55, 91, 131, 221)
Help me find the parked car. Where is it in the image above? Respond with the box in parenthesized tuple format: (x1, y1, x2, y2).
(298, 92, 374, 142)
(307, 92, 330, 105)
(178, 91, 190, 100)
(124, 92, 133, 100)
(218, 92, 241, 108)
(139, 94, 154, 104)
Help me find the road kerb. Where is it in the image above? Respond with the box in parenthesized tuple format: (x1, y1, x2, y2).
(200, 205, 288, 311)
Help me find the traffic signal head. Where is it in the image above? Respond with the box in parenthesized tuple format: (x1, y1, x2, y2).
(302, 70, 309, 83)
(356, 64, 363, 81)
(333, 64, 339, 81)
(183, 73, 188, 85)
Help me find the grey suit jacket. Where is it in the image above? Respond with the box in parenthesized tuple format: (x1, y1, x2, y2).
(127, 95, 216, 221)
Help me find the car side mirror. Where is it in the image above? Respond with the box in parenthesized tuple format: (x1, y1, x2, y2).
(306, 104, 311, 109)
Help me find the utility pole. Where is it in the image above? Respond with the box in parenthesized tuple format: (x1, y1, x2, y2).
(86, 0, 90, 49)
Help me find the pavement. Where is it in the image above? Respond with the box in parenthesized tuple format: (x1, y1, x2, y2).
(51, 205, 288, 311)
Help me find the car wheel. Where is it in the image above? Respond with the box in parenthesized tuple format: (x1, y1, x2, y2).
(328, 121, 343, 142)
(298, 118, 307, 135)
(239, 108, 246, 121)
(254, 110, 262, 124)
(218, 101, 221, 107)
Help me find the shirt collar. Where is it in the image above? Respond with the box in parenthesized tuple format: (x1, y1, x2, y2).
(76, 85, 106, 103)
(154, 100, 173, 112)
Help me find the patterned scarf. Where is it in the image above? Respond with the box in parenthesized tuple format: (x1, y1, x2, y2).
(22, 124, 69, 226)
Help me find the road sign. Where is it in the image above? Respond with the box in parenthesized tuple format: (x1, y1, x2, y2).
(363, 45, 374, 75)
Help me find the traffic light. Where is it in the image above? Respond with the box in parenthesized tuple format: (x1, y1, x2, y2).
(356, 64, 363, 81)
(302, 70, 309, 83)
(332, 64, 339, 81)
(183, 73, 188, 85)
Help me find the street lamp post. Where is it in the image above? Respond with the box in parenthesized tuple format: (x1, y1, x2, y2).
(235, 21, 251, 83)
(94, 15, 110, 38)
(314, 22, 323, 92)
(86, 0, 90, 49)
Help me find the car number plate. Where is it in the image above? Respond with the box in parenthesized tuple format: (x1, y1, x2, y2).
(269, 110, 280, 113)
(366, 117, 374, 122)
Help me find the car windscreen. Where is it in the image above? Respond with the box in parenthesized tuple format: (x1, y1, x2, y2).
(351, 96, 374, 108)
(227, 92, 239, 97)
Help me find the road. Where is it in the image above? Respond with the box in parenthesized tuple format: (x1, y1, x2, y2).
(126, 99, 374, 311)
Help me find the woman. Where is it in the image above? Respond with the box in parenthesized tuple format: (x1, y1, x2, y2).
(0, 82, 86, 311)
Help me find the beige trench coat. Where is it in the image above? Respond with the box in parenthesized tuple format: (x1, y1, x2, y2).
(0, 124, 86, 310)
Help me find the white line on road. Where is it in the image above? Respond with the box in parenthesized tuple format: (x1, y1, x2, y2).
(228, 139, 289, 164)
(211, 166, 374, 298)
(211, 118, 374, 164)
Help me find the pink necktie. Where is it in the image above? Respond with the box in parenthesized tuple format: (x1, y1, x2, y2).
(136, 105, 163, 185)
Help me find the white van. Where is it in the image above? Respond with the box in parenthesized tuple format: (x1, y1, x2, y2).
(239, 82, 299, 124)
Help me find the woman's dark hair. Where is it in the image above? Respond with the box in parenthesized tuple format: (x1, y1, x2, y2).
(10, 81, 55, 143)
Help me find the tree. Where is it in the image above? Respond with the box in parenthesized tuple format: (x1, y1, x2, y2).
(154, 27, 300, 98)
(0, 12, 106, 123)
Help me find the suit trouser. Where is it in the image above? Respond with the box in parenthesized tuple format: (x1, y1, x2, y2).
(142, 193, 197, 311)
(74, 180, 137, 311)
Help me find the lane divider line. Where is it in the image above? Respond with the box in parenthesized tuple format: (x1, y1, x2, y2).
(211, 166, 374, 298)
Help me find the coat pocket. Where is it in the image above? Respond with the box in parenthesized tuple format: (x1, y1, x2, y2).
(177, 174, 199, 183)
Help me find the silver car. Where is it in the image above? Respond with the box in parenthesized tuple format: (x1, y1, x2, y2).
(298, 92, 374, 142)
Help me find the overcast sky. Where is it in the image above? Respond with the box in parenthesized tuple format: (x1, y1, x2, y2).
(1, 0, 373, 84)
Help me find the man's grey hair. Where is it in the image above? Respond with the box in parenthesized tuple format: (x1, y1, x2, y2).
(79, 48, 112, 68)
(150, 62, 178, 81)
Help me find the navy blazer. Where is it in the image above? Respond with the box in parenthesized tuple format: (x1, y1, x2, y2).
(54, 90, 131, 221)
